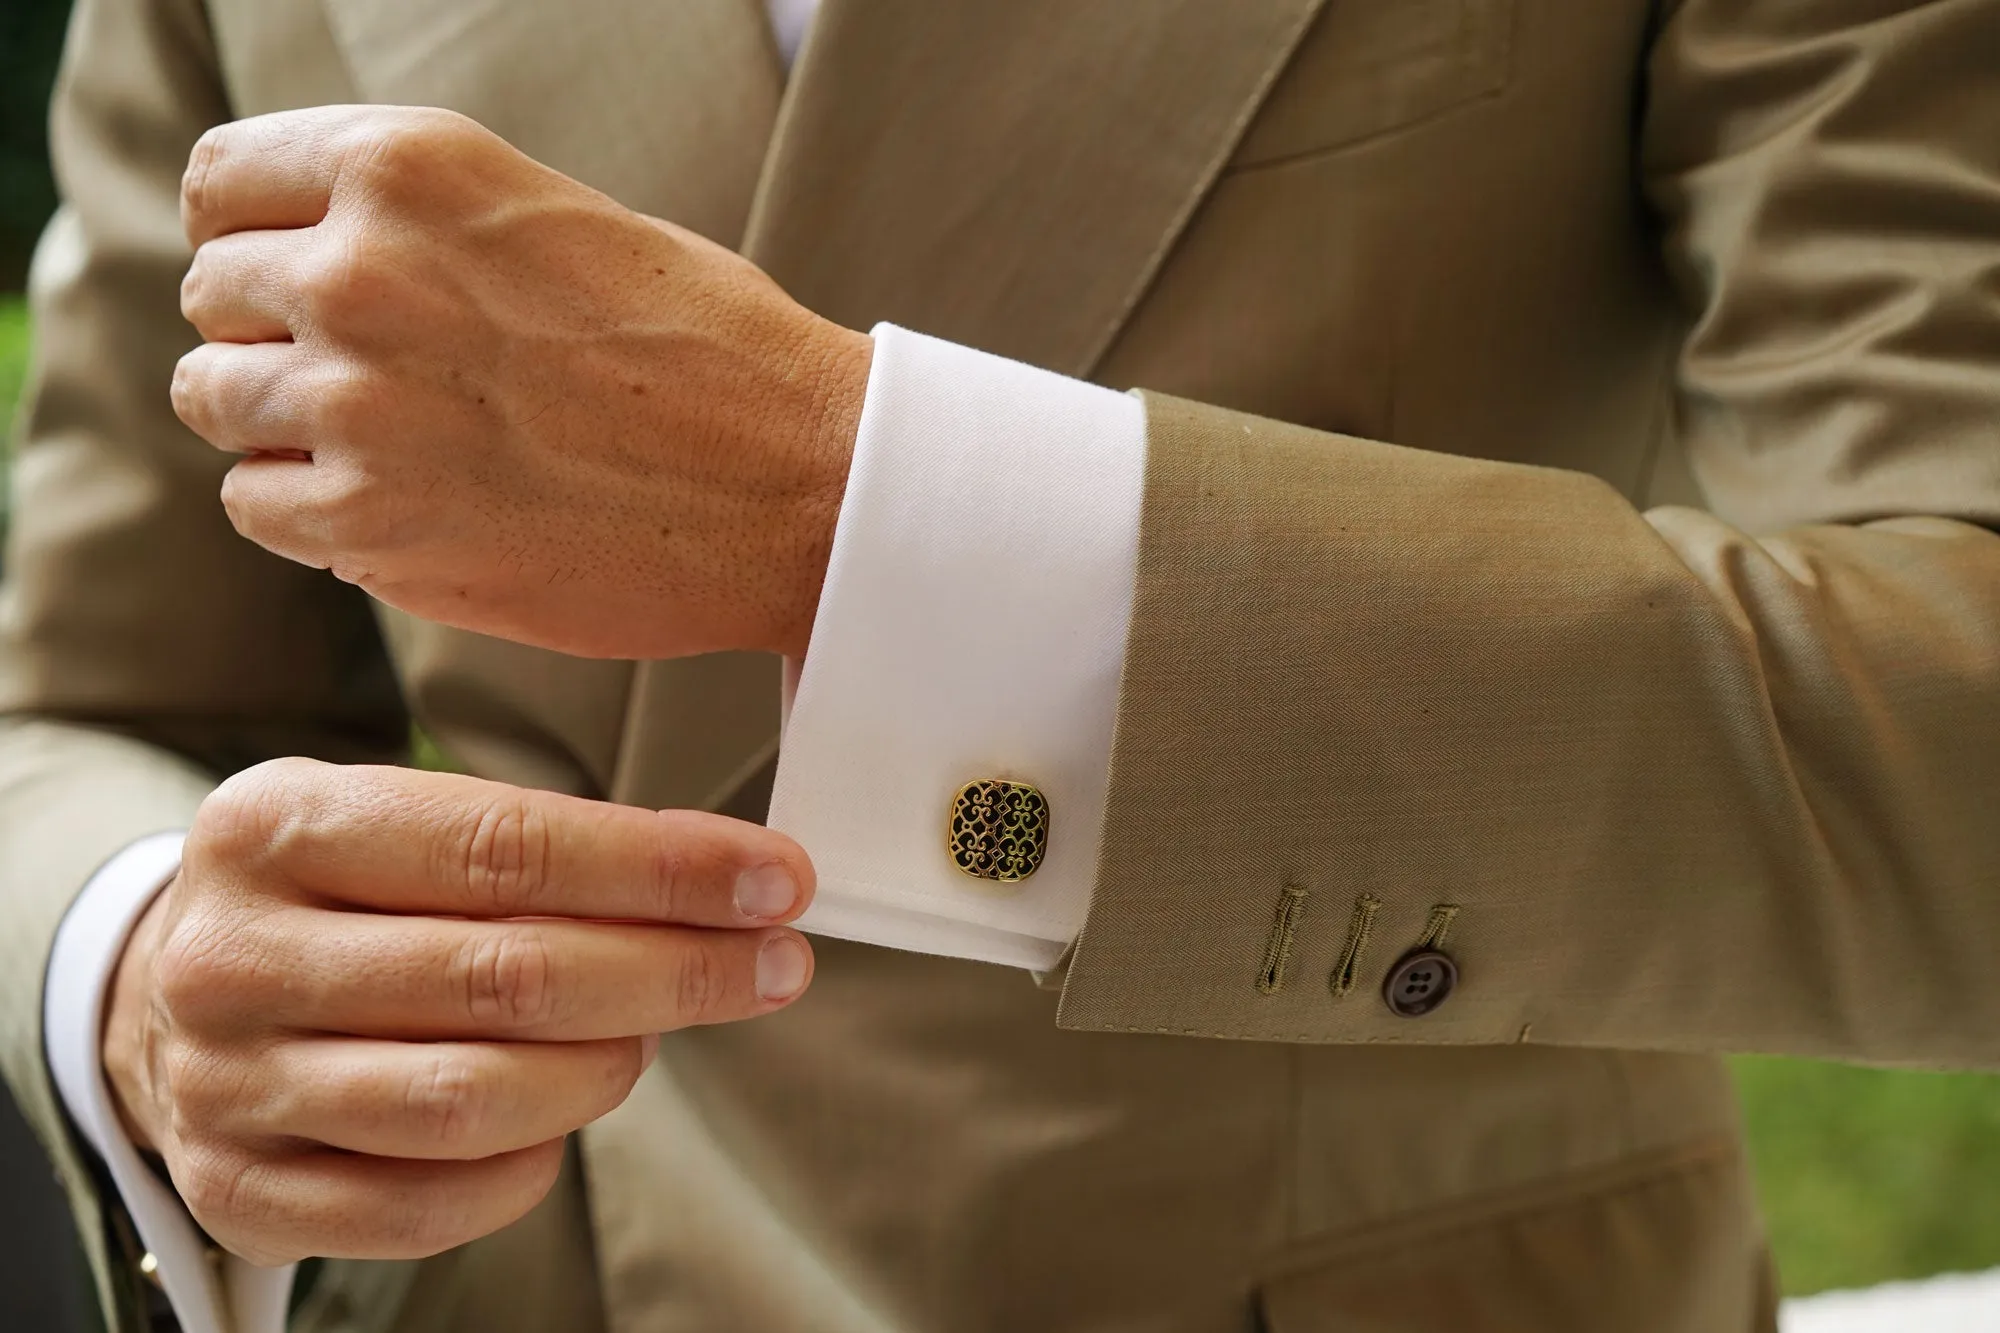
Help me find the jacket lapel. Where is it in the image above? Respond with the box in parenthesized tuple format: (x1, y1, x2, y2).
(745, 0, 1330, 377)
(319, 0, 782, 244)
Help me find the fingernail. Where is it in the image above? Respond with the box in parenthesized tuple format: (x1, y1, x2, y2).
(734, 864, 799, 920)
(639, 1032, 660, 1070)
(755, 935, 810, 1002)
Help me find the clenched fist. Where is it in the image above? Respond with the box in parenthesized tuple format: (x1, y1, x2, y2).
(102, 759, 815, 1265)
(170, 104, 872, 662)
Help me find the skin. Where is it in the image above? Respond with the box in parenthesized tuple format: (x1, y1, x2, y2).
(169, 103, 872, 662)
(105, 760, 819, 1266)
(104, 105, 876, 1265)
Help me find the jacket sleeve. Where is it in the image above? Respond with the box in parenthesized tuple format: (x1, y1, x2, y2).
(1056, 0, 2000, 1066)
(0, 0, 406, 1323)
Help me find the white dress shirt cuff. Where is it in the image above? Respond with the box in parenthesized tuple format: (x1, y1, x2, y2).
(770, 324, 1145, 971)
(45, 831, 296, 1333)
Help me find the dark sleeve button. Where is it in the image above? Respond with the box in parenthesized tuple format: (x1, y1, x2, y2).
(1382, 949, 1457, 1017)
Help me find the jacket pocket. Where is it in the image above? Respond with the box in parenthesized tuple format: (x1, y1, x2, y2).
(1256, 1146, 1777, 1333)
(1230, 0, 1516, 170)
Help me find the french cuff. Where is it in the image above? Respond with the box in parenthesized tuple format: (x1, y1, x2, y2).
(45, 831, 295, 1333)
(769, 324, 1145, 971)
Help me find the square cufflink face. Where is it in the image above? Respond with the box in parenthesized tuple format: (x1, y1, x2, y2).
(948, 779, 1050, 884)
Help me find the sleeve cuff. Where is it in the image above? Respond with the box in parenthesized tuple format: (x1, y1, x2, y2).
(769, 324, 1145, 971)
(44, 831, 295, 1333)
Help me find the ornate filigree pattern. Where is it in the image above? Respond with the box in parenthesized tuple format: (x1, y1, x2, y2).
(947, 779, 1050, 883)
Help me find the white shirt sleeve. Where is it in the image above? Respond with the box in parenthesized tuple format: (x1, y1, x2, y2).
(769, 324, 1146, 972)
(45, 831, 296, 1333)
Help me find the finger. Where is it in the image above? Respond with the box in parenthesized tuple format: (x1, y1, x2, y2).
(238, 761, 816, 928)
(182, 228, 311, 341)
(217, 452, 340, 568)
(244, 908, 813, 1040)
(253, 1036, 649, 1160)
(173, 341, 314, 455)
(183, 1137, 565, 1266)
(183, 105, 495, 248)
(183, 108, 360, 246)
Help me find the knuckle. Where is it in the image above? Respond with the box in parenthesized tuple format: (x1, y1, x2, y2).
(346, 119, 424, 184)
(326, 563, 379, 591)
(172, 1141, 305, 1267)
(176, 1141, 255, 1224)
(383, 1181, 479, 1258)
(403, 1049, 488, 1148)
(308, 365, 377, 443)
(195, 758, 287, 841)
(299, 235, 383, 326)
(178, 253, 211, 321)
(642, 815, 693, 920)
(460, 796, 554, 915)
(376, 1203, 443, 1257)
(308, 416, 393, 547)
(216, 467, 268, 544)
(177, 1160, 230, 1219)
(181, 129, 226, 224)
(160, 1037, 251, 1135)
(343, 111, 468, 197)
(155, 912, 244, 1022)
(419, 107, 483, 141)
(170, 350, 210, 428)
(193, 757, 322, 870)
(384, 107, 477, 152)
(315, 469, 380, 546)
(671, 943, 731, 1022)
(156, 1038, 208, 1110)
(452, 926, 565, 1031)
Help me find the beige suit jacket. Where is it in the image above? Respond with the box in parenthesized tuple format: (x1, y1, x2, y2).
(6, 0, 1997, 1328)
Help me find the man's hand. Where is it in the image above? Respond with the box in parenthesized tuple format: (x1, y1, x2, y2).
(170, 105, 872, 662)
(102, 759, 815, 1265)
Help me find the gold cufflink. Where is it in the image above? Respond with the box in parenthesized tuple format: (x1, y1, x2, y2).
(948, 779, 1050, 883)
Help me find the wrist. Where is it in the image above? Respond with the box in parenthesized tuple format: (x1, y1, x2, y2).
(102, 885, 172, 1155)
(772, 322, 872, 660)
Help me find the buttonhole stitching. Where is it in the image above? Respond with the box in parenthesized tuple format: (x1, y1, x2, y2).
(1328, 894, 1383, 999)
(1415, 903, 1460, 951)
(1256, 883, 1310, 995)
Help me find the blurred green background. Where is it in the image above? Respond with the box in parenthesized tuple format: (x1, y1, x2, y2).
(4, 0, 2000, 1307)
